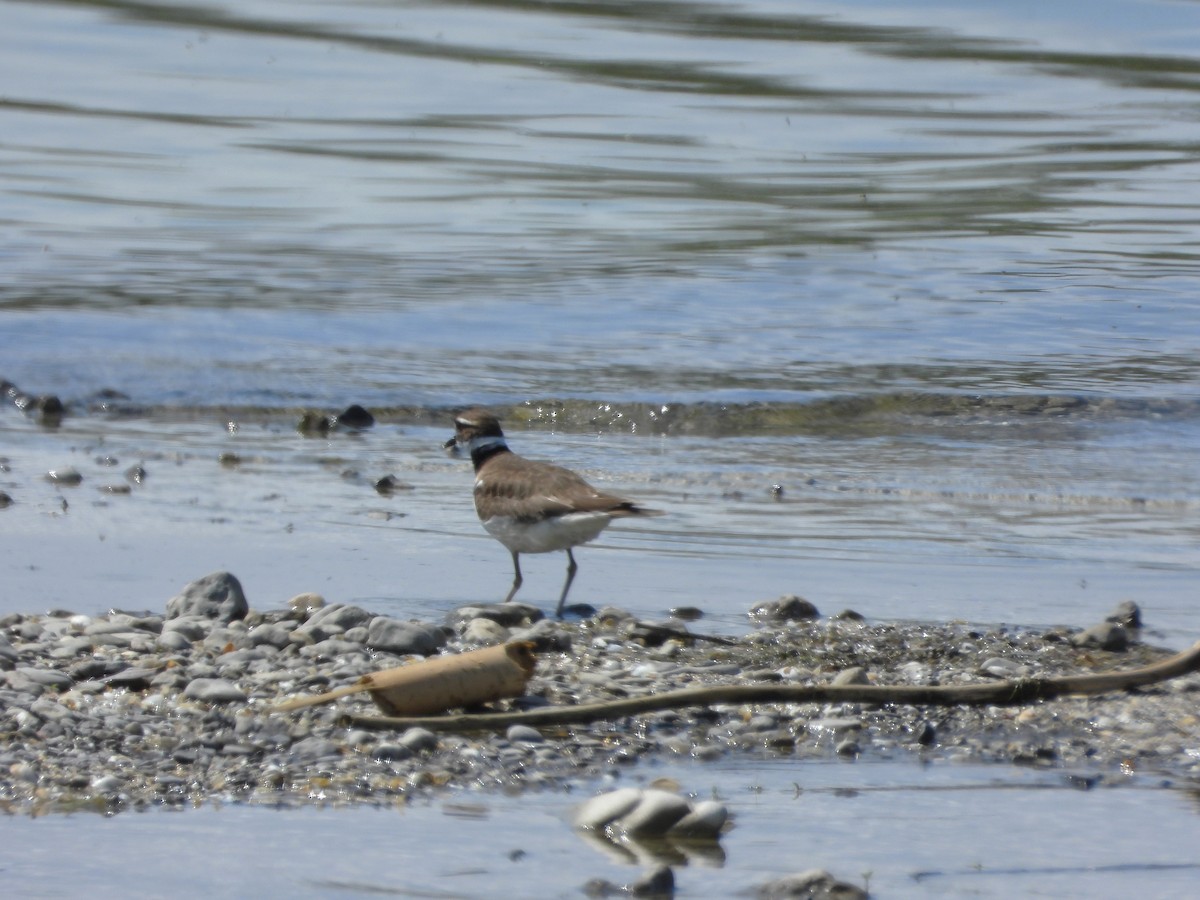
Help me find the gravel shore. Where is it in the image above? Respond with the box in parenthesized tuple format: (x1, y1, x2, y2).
(2, 572, 1197, 816)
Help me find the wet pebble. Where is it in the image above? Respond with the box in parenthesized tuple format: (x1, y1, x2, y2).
(461, 618, 510, 645)
(0, 579, 1191, 819)
(574, 787, 643, 829)
(366, 618, 447, 656)
(506, 724, 544, 744)
(183, 678, 248, 703)
(165, 572, 248, 624)
(576, 787, 727, 840)
(45, 466, 83, 485)
(666, 799, 728, 838)
(756, 869, 867, 899)
(831, 666, 869, 686)
(631, 865, 674, 897)
(749, 595, 819, 623)
(399, 727, 440, 753)
(371, 743, 412, 761)
(1071, 622, 1129, 652)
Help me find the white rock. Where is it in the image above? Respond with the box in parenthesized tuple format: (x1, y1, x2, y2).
(399, 727, 439, 753)
(91, 774, 124, 794)
(506, 724, 544, 744)
(616, 788, 691, 837)
(573, 787, 644, 830)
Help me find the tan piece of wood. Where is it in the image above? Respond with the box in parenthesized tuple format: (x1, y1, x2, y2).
(275, 641, 536, 715)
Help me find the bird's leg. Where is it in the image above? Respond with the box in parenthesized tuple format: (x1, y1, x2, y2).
(555, 548, 579, 618)
(503, 551, 524, 603)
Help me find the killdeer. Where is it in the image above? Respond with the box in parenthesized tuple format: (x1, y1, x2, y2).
(447, 408, 663, 617)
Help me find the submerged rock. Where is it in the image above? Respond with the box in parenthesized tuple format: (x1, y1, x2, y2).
(575, 788, 727, 840)
(749, 595, 819, 623)
(1105, 600, 1142, 629)
(45, 466, 83, 486)
(631, 865, 674, 897)
(334, 404, 375, 430)
(756, 869, 867, 899)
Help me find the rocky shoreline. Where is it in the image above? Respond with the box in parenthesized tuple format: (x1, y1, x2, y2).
(1, 572, 1197, 817)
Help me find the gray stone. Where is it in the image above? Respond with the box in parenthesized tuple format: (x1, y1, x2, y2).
(91, 774, 125, 794)
(29, 697, 72, 721)
(832, 666, 869, 686)
(300, 638, 366, 660)
(618, 789, 691, 837)
(156, 630, 193, 652)
(366, 618, 447, 656)
(835, 738, 861, 757)
(1106, 600, 1142, 629)
(293, 621, 342, 643)
(371, 743, 413, 761)
(12, 667, 73, 690)
(247, 623, 292, 649)
(631, 865, 674, 897)
(45, 466, 83, 485)
(165, 572, 248, 624)
(461, 618, 511, 645)
(183, 678, 247, 703)
(398, 727, 439, 753)
(508, 617, 573, 653)
(0, 635, 17, 669)
(110, 613, 164, 633)
(84, 619, 138, 636)
(161, 615, 212, 641)
(666, 800, 728, 839)
(446, 602, 544, 628)
(808, 718, 862, 736)
(306, 603, 373, 632)
(756, 869, 867, 899)
(749, 595, 819, 623)
(1071, 622, 1129, 652)
(506, 724, 544, 744)
(978, 657, 1028, 678)
(289, 736, 342, 763)
(574, 787, 644, 830)
(288, 592, 325, 619)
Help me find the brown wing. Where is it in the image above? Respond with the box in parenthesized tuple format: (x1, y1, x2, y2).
(475, 454, 655, 521)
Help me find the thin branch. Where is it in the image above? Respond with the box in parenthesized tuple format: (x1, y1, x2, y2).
(344, 639, 1200, 733)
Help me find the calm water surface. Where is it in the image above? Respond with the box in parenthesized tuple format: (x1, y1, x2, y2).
(2, 0, 1199, 895)
(1, 763, 1199, 898)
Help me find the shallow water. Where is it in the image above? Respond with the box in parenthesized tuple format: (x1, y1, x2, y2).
(2, 0, 1200, 895)
(2, 762, 1199, 898)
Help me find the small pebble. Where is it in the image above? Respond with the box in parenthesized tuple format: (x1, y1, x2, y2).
(183, 678, 247, 703)
(399, 727, 439, 753)
(506, 725, 544, 744)
(0, 582, 1185, 822)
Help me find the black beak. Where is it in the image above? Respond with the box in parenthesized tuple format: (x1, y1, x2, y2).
(443, 435, 460, 454)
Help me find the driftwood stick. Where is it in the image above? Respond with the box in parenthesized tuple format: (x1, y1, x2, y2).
(345, 640, 1200, 733)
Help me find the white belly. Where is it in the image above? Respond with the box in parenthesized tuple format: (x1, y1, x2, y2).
(482, 512, 613, 554)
